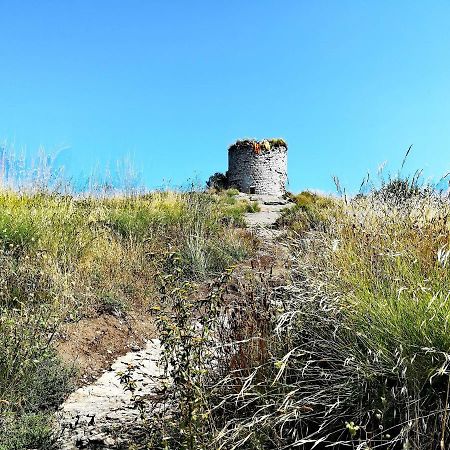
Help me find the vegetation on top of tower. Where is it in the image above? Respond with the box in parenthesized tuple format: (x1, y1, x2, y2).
(228, 138, 287, 154)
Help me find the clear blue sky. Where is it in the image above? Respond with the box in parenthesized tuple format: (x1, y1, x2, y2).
(1, 1, 450, 193)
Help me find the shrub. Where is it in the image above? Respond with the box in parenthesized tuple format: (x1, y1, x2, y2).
(0, 413, 56, 450)
(0, 305, 74, 410)
(277, 191, 334, 232)
(245, 201, 260, 213)
(96, 293, 128, 317)
(136, 254, 278, 450)
(225, 188, 240, 196)
(0, 304, 73, 449)
(267, 138, 287, 148)
(207, 172, 229, 191)
(374, 174, 430, 202)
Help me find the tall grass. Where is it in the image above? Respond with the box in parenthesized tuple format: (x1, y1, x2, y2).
(0, 148, 257, 448)
(143, 181, 450, 449)
(208, 182, 450, 449)
(0, 187, 256, 448)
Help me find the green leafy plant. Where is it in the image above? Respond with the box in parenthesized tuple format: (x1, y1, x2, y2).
(141, 252, 229, 449)
(0, 304, 73, 449)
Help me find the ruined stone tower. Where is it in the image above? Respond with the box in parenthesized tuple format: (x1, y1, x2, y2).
(227, 139, 287, 196)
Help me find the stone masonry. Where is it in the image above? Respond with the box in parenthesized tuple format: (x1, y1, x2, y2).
(227, 139, 287, 196)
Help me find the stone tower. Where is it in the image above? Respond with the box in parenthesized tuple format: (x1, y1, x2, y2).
(227, 139, 287, 196)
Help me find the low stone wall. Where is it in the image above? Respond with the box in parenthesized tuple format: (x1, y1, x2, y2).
(227, 141, 287, 196)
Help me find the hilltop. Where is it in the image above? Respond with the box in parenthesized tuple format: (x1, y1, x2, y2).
(1, 179, 450, 449)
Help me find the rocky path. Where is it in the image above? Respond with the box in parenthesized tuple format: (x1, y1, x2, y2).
(55, 194, 292, 449)
(56, 340, 161, 449)
(242, 194, 292, 238)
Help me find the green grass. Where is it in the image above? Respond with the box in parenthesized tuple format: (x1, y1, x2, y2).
(277, 190, 334, 232)
(8, 158, 447, 448)
(0, 187, 257, 449)
(0, 413, 56, 450)
(159, 180, 450, 449)
(225, 182, 450, 448)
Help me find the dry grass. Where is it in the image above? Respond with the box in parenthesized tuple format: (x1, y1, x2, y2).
(0, 186, 256, 448)
(209, 183, 450, 449)
(149, 182, 450, 449)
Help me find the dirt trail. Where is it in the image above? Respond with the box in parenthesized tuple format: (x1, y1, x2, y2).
(242, 194, 292, 238)
(55, 195, 292, 449)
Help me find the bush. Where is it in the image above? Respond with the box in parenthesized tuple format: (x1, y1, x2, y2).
(136, 253, 278, 450)
(374, 175, 430, 202)
(0, 304, 73, 450)
(277, 191, 334, 232)
(206, 172, 228, 191)
(0, 413, 56, 450)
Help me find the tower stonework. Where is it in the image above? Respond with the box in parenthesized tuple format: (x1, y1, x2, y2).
(227, 139, 287, 196)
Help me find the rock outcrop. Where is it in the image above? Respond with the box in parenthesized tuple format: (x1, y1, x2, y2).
(56, 339, 161, 449)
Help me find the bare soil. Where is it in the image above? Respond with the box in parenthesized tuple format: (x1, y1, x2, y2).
(54, 198, 290, 389)
(55, 311, 155, 386)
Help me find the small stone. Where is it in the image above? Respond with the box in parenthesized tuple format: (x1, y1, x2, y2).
(76, 435, 89, 447)
(88, 433, 105, 443)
